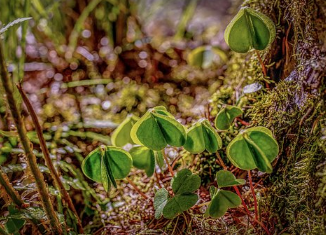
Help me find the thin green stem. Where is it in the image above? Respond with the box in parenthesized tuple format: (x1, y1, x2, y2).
(0, 168, 24, 207)
(0, 39, 62, 234)
(17, 84, 83, 233)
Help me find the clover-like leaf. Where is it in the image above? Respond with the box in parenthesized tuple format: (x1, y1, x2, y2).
(154, 188, 169, 219)
(130, 106, 186, 151)
(184, 119, 222, 154)
(215, 106, 243, 131)
(206, 187, 241, 218)
(111, 114, 139, 147)
(226, 127, 279, 173)
(129, 146, 155, 177)
(154, 169, 201, 219)
(163, 193, 198, 219)
(187, 46, 227, 69)
(171, 168, 201, 195)
(82, 146, 132, 191)
(216, 170, 245, 188)
(224, 7, 276, 53)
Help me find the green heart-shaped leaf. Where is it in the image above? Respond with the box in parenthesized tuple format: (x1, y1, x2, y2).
(187, 46, 227, 69)
(215, 106, 243, 130)
(224, 7, 276, 53)
(82, 146, 132, 191)
(111, 114, 139, 147)
(163, 193, 198, 219)
(226, 127, 279, 173)
(216, 170, 245, 188)
(171, 168, 201, 195)
(130, 107, 186, 150)
(130, 146, 155, 177)
(154, 188, 169, 219)
(184, 119, 222, 154)
(154, 169, 201, 219)
(206, 187, 241, 218)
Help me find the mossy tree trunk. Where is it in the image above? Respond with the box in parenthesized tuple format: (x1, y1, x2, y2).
(220, 0, 326, 233)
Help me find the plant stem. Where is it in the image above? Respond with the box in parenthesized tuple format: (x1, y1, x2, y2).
(255, 50, 269, 89)
(0, 39, 62, 234)
(248, 170, 259, 221)
(196, 201, 210, 207)
(17, 84, 84, 234)
(126, 177, 148, 200)
(0, 168, 24, 207)
(216, 152, 270, 234)
(0, 226, 9, 235)
(255, 50, 267, 77)
(162, 149, 174, 177)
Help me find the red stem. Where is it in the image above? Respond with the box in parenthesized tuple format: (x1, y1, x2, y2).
(162, 150, 174, 177)
(126, 177, 148, 200)
(248, 170, 258, 221)
(216, 153, 270, 234)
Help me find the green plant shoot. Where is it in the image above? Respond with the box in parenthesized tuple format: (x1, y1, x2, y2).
(154, 169, 201, 219)
(130, 106, 186, 150)
(82, 146, 132, 191)
(205, 186, 241, 218)
(215, 106, 243, 130)
(216, 170, 246, 188)
(129, 146, 155, 177)
(111, 114, 139, 147)
(226, 127, 279, 173)
(224, 7, 276, 53)
(184, 119, 222, 154)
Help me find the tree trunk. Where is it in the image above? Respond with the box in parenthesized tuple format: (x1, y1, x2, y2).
(216, 0, 326, 233)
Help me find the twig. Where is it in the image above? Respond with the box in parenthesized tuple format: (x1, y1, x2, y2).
(0, 38, 62, 234)
(248, 170, 259, 221)
(126, 177, 148, 200)
(17, 84, 84, 234)
(162, 150, 174, 177)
